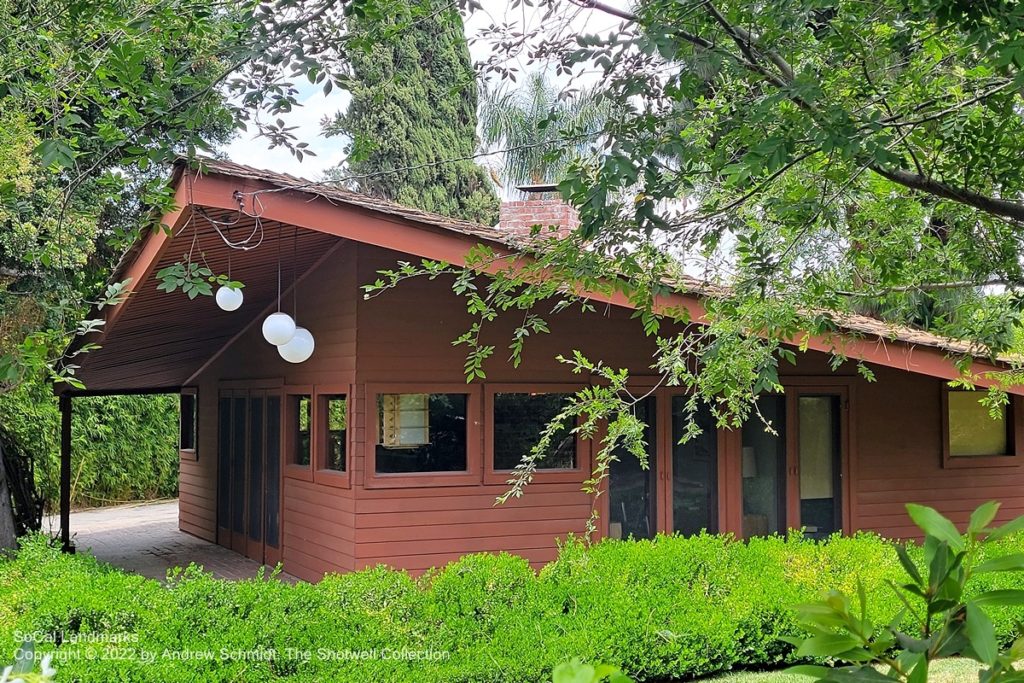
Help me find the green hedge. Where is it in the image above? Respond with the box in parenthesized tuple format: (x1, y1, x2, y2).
(3, 532, 1024, 682)
(0, 377, 178, 508)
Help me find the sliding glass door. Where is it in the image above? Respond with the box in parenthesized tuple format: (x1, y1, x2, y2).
(607, 393, 720, 539)
(608, 396, 657, 539)
(739, 387, 846, 539)
(740, 395, 787, 536)
(670, 396, 718, 535)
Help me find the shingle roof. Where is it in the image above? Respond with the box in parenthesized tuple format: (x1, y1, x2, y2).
(185, 157, 1003, 363)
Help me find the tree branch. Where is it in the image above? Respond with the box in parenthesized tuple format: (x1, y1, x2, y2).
(871, 166, 1024, 223)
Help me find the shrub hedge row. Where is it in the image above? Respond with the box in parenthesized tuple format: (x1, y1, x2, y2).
(3, 531, 1024, 682)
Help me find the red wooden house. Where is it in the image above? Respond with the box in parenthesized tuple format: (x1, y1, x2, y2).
(58, 159, 1024, 582)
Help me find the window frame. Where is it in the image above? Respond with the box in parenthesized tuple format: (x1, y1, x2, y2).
(483, 383, 590, 486)
(179, 387, 198, 460)
(942, 387, 1022, 469)
(284, 385, 315, 482)
(313, 385, 351, 489)
(365, 383, 482, 489)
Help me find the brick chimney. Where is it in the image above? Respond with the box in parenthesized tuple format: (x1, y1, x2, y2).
(498, 184, 579, 241)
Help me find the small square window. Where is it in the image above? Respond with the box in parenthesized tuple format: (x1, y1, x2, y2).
(948, 391, 1012, 457)
(493, 392, 576, 470)
(180, 393, 197, 452)
(291, 394, 311, 466)
(322, 394, 347, 471)
(376, 393, 467, 473)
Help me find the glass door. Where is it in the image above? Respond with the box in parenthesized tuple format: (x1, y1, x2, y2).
(670, 396, 718, 535)
(797, 395, 842, 539)
(608, 396, 657, 540)
(740, 395, 787, 536)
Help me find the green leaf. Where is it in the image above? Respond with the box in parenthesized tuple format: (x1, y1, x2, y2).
(976, 553, 1024, 573)
(896, 544, 923, 586)
(972, 589, 1024, 607)
(552, 660, 597, 683)
(796, 633, 863, 658)
(906, 504, 964, 551)
(966, 601, 998, 666)
(986, 515, 1024, 542)
(969, 501, 1001, 536)
(35, 139, 75, 169)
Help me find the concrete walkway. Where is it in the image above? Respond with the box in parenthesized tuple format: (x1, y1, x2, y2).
(44, 500, 290, 582)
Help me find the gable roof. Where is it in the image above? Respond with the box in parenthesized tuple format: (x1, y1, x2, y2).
(62, 157, 1014, 394)
(189, 158, 995, 361)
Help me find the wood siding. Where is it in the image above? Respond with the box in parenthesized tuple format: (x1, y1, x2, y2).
(183, 235, 1024, 580)
(851, 366, 1024, 537)
(178, 382, 217, 541)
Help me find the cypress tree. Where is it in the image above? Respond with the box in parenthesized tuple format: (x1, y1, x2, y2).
(328, 2, 499, 225)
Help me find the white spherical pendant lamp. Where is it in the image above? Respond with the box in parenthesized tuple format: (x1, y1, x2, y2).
(215, 285, 244, 312)
(277, 327, 315, 363)
(262, 312, 296, 346)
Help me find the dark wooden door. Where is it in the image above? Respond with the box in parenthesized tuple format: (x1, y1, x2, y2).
(217, 388, 282, 564)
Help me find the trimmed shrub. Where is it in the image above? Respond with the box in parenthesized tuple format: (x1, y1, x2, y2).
(3, 531, 1024, 682)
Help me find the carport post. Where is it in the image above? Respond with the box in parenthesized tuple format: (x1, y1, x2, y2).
(59, 393, 74, 553)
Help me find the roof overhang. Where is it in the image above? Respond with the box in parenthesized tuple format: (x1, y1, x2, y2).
(62, 159, 1022, 396)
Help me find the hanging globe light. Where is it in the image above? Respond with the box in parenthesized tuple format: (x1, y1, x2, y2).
(215, 285, 244, 312)
(262, 312, 296, 346)
(277, 327, 315, 363)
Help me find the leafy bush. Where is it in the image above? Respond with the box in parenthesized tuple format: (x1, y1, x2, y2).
(0, 377, 178, 509)
(790, 502, 1024, 681)
(4, 528, 1024, 682)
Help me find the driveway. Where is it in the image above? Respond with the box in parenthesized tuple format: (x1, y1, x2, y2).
(44, 500, 292, 582)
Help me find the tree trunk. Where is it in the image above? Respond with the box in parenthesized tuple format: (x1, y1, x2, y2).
(0, 444, 18, 551)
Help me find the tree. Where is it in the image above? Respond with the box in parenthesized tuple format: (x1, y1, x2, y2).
(325, 0, 499, 224)
(480, 72, 608, 189)
(364, 1, 1024, 498)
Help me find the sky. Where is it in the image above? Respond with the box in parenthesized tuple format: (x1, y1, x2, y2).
(219, 0, 630, 180)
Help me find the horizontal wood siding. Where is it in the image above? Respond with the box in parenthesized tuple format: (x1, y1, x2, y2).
(178, 378, 217, 541)
(352, 244, 650, 573)
(851, 366, 1024, 538)
(195, 245, 359, 580)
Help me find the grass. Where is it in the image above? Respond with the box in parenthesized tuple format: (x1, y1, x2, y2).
(705, 658, 981, 682)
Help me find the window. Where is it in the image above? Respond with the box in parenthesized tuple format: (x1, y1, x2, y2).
(492, 392, 576, 470)
(947, 391, 1012, 457)
(179, 392, 197, 452)
(376, 393, 468, 473)
(291, 394, 311, 466)
(321, 394, 347, 471)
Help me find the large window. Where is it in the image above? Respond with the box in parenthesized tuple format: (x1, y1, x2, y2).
(321, 394, 347, 471)
(493, 392, 576, 470)
(290, 394, 311, 466)
(947, 390, 1013, 458)
(179, 391, 197, 453)
(376, 393, 468, 473)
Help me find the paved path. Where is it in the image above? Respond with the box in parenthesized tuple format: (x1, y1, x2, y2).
(44, 500, 292, 582)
